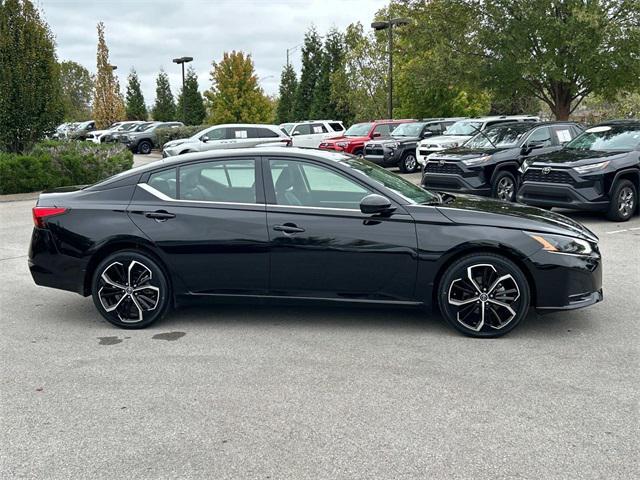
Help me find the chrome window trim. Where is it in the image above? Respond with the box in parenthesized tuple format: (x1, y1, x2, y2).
(266, 203, 361, 212)
(137, 183, 262, 207)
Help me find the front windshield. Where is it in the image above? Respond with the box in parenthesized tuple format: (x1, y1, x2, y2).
(465, 124, 531, 149)
(134, 122, 154, 132)
(392, 122, 425, 137)
(444, 121, 483, 136)
(566, 125, 640, 152)
(280, 123, 294, 134)
(118, 123, 138, 131)
(344, 123, 373, 136)
(342, 157, 438, 204)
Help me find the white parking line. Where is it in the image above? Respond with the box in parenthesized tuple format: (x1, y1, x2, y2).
(605, 229, 628, 234)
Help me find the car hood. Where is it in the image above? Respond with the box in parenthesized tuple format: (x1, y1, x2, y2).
(429, 146, 507, 160)
(164, 137, 196, 148)
(527, 149, 632, 167)
(420, 135, 472, 146)
(323, 135, 368, 144)
(435, 194, 598, 242)
(368, 136, 420, 146)
(89, 129, 110, 136)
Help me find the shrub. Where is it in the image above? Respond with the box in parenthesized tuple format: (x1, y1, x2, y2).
(0, 140, 133, 194)
(156, 125, 209, 149)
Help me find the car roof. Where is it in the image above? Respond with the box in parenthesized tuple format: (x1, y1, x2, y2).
(596, 119, 640, 127)
(291, 120, 343, 124)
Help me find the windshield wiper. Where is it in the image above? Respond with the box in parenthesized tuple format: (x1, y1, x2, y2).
(469, 124, 496, 148)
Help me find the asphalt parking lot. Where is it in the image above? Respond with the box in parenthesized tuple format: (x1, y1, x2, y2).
(1, 156, 639, 479)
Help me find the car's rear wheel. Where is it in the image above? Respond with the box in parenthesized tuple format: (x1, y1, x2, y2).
(492, 171, 517, 202)
(607, 179, 636, 222)
(437, 253, 530, 338)
(92, 251, 170, 329)
(399, 152, 418, 173)
(138, 140, 152, 155)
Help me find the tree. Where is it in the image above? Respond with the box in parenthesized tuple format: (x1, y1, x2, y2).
(0, 0, 63, 152)
(275, 63, 298, 123)
(93, 22, 124, 129)
(59, 61, 93, 121)
(204, 51, 273, 124)
(152, 70, 176, 121)
(176, 67, 206, 125)
(311, 29, 349, 120)
(125, 68, 147, 120)
(478, 0, 640, 120)
(293, 27, 323, 120)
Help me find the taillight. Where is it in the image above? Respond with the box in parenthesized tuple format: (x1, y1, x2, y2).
(32, 207, 67, 228)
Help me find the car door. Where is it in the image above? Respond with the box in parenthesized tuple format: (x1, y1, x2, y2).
(199, 126, 228, 151)
(291, 124, 314, 147)
(262, 156, 418, 301)
(127, 156, 269, 295)
(221, 126, 253, 149)
(254, 126, 284, 147)
(520, 126, 558, 162)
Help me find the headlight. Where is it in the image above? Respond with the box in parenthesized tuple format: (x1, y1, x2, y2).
(336, 142, 348, 147)
(462, 155, 492, 166)
(388, 142, 400, 149)
(573, 161, 610, 174)
(526, 232, 594, 256)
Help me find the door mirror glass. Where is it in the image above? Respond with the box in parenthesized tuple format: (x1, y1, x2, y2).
(372, 132, 381, 138)
(291, 130, 301, 136)
(422, 131, 434, 138)
(360, 194, 394, 215)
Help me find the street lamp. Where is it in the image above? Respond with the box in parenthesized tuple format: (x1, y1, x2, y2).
(173, 56, 193, 122)
(108, 64, 117, 71)
(371, 18, 410, 119)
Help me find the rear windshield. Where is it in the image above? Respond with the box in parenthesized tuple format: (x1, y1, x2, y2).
(565, 125, 640, 152)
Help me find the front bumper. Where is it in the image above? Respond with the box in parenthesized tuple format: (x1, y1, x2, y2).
(421, 161, 491, 196)
(517, 169, 609, 211)
(363, 145, 399, 167)
(525, 247, 603, 311)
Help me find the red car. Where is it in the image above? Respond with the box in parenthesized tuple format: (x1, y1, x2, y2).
(318, 119, 414, 155)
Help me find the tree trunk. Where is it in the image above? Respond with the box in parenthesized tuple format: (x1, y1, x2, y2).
(550, 81, 573, 120)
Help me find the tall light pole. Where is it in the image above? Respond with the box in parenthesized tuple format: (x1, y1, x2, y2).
(172, 56, 193, 122)
(286, 44, 302, 67)
(371, 18, 410, 119)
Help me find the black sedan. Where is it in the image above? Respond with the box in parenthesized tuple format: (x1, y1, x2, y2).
(29, 148, 602, 338)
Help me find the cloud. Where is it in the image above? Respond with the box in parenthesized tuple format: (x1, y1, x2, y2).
(40, 0, 387, 108)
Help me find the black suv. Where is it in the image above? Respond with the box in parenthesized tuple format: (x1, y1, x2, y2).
(364, 118, 461, 173)
(421, 122, 583, 201)
(518, 120, 639, 221)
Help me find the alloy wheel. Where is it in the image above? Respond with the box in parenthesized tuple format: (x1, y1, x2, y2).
(404, 154, 417, 172)
(618, 186, 635, 218)
(497, 177, 515, 201)
(447, 264, 521, 332)
(97, 260, 160, 323)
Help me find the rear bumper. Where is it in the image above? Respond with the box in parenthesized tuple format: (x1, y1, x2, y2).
(517, 182, 609, 211)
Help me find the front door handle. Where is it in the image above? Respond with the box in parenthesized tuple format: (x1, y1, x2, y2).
(273, 223, 305, 234)
(144, 210, 176, 221)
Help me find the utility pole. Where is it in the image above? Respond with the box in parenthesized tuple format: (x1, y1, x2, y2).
(371, 18, 410, 119)
(172, 56, 193, 122)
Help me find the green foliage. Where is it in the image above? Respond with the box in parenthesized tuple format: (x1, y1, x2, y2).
(0, 0, 64, 153)
(155, 124, 209, 149)
(310, 29, 351, 121)
(176, 67, 206, 125)
(152, 70, 176, 121)
(0, 141, 133, 194)
(204, 51, 273, 124)
(93, 22, 124, 129)
(59, 60, 94, 121)
(125, 68, 147, 120)
(294, 27, 324, 120)
(276, 63, 298, 123)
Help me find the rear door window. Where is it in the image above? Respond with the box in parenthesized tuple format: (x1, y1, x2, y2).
(553, 126, 577, 145)
(228, 127, 251, 139)
(179, 159, 256, 203)
(256, 127, 279, 138)
(310, 123, 329, 134)
(148, 168, 177, 199)
(329, 122, 344, 132)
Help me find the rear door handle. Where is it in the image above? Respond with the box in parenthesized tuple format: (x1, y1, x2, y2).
(144, 210, 175, 221)
(273, 223, 305, 234)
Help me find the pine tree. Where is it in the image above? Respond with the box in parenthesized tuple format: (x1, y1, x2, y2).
(204, 51, 273, 124)
(293, 27, 323, 120)
(312, 29, 350, 121)
(152, 70, 176, 121)
(93, 22, 124, 129)
(125, 68, 147, 120)
(176, 67, 206, 125)
(0, 0, 63, 152)
(276, 63, 298, 123)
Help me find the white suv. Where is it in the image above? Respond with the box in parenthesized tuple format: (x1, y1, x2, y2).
(416, 115, 539, 166)
(289, 120, 345, 148)
(163, 124, 289, 157)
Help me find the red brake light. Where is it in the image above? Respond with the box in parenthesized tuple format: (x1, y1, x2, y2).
(32, 207, 67, 228)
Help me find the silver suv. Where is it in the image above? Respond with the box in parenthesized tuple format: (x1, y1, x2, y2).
(163, 124, 289, 157)
(417, 115, 540, 166)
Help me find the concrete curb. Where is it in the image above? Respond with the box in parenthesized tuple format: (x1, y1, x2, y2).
(0, 192, 39, 203)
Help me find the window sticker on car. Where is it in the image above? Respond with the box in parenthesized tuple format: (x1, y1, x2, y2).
(586, 126, 612, 133)
(313, 126, 323, 134)
(235, 130, 248, 138)
(556, 129, 572, 143)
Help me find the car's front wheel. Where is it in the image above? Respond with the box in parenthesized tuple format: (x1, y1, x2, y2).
(399, 152, 418, 173)
(92, 251, 170, 329)
(438, 253, 530, 338)
(492, 171, 517, 202)
(138, 140, 152, 155)
(607, 179, 636, 222)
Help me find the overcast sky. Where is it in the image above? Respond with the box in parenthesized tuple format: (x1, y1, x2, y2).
(38, 0, 387, 106)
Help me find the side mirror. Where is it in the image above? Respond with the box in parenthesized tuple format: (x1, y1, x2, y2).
(422, 131, 434, 138)
(372, 132, 381, 138)
(360, 194, 395, 215)
(521, 142, 543, 154)
(200, 136, 208, 143)
(291, 131, 301, 136)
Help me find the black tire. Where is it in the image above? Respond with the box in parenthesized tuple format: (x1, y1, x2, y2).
(91, 250, 170, 329)
(138, 140, 152, 155)
(437, 253, 530, 338)
(399, 151, 419, 173)
(353, 148, 364, 158)
(491, 170, 517, 202)
(606, 179, 636, 222)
